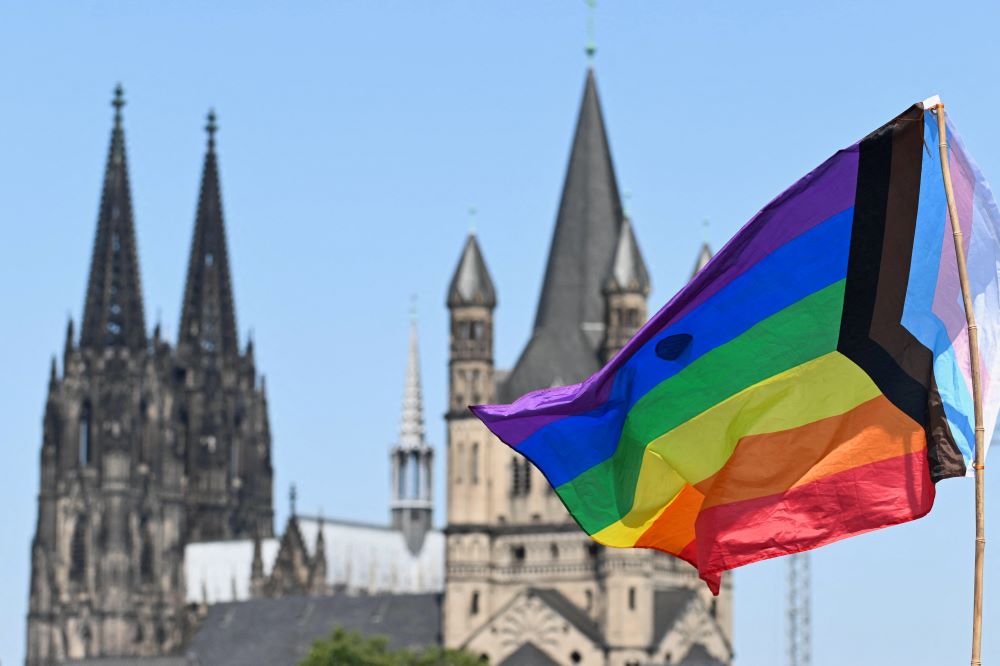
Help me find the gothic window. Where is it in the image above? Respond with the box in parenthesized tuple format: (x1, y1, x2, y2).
(628, 586, 636, 610)
(79, 403, 92, 467)
(471, 320, 484, 341)
(470, 590, 480, 615)
(70, 519, 86, 583)
(140, 522, 154, 583)
(456, 444, 464, 484)
(471, 369, 481, 404)
(409, 451, 420, 500)
(396, 452, 407, 500)
(626, 308, 639, 328)
(511, 458, 531, 496)
(470, 444, 479, 484)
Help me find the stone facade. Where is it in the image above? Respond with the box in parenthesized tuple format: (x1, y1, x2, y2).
(26, 89, 273, 665)
(442, 70, 732, 666)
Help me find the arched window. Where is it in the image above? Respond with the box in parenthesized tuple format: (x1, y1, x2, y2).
(409, 451, 420, 500)
(585, 589, 594, 611)
(70, 519, 86, 583)
(550, 543, 559, 560)
(628, 586, 636, 610)
(79, 403, 92, 467)
(140, 521, 154, 583)
(456, 444, 464, 484)
(470, 444, 479, 484)
(470, 590, 480, 615)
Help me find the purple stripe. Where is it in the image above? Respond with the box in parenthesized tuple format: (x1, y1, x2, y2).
(474, 146, 860, 445)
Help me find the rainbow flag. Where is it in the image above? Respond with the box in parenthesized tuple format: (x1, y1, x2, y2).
(472, 100, 1000, 593)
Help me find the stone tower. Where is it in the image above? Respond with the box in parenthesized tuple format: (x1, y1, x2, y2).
(443, 70, 733, 666)
(26, 86, 187, 665)
(27, 94, 277, 665)
(389, 312, 434, 555)
(175, 111, 273, 542)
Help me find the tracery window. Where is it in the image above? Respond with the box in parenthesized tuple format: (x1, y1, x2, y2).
(70, 519, 87, 583)
(79, 403, 92, 467)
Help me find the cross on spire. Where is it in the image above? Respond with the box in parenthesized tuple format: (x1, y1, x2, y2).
(205, 109, 218, 149)
(112, 83, 125, 126)
(585, 0, 597, 61)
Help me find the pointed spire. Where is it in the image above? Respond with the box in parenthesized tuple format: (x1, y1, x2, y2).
(606, 217, 650, 294)
(398, 313, 427, 450)
(49, 356, 58, 391)
(502, 68, 627, 399)
(691, 242, 713, 280)
(80, 84, 147, 350)
(63, 317, 75, 364)
(534, 69, 622, 333)
(447, 233, 496, 308)
(178, 109, 239, 359)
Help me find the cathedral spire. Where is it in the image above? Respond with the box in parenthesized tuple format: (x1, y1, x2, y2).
(606, 217, 650, 294)
(80, 84, 147, 350)
(178, 110, 239, 359)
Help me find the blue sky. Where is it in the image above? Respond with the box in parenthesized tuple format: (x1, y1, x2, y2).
(2, 1, 999, 664)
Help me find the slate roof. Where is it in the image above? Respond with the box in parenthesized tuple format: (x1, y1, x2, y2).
(447, 232, 496, 308)
(607, 217, 650, 293)
(499, 642, 561, 666)
(653, 587, 698, 647)
(63, 657, 189, 666)
(184, 593, 442, 666)
(529, 587, 603, 646)
(691, 242, 713, 279)
(678, 643, 728, 665)
(501, 68, 625, 402)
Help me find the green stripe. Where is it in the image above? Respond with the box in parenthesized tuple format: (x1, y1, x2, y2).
(557, 279, 847, 534)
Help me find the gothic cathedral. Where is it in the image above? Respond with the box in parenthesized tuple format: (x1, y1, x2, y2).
(26, 88, 273, 664)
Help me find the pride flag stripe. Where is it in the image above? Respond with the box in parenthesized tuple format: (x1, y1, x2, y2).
(472, 102, 1000, 592)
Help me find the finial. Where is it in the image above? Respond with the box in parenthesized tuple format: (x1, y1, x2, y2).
(468, 206, 478, 235)
(112, 84, 126, 126)
(205, 109, 218, 149)
(409, 294, 418, 324)
(623, 190, 632, 218)
(584, 0, 597, 61)
(290, 483, 297, 517)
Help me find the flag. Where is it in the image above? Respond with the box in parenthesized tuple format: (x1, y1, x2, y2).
(471, 99, 1000, 593)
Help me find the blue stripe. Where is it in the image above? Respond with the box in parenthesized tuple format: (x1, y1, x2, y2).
(519, 207, 855, 486)
(901, 112, 975, 459)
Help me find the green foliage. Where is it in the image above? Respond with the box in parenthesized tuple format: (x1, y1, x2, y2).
(300, 627, 485, 666)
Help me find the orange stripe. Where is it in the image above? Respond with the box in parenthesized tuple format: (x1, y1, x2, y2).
(695, 394, 926, 511)
(634, 484, 704, 555)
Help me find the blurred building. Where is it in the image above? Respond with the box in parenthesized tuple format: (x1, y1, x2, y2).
(442, 68, 731, 666)
(26, 66, 731, 666)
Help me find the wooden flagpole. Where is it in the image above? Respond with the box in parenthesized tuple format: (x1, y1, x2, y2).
(935, 102, 986, 666)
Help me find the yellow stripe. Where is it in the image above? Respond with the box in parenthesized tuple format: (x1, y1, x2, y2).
(595, 351, 881, 546)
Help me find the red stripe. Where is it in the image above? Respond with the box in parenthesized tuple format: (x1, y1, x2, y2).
(693, 450, 934, 589)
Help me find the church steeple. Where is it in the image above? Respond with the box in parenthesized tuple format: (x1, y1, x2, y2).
(178, 110, 238, 359)
(502, 68, 625, 400)
(390, 311, 433, 555)
(80, 84, 147, 350)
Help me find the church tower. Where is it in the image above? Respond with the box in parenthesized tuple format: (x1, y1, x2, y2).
(443, 69, 734, 666)
(389, 310, 434, 554)
(175, 111, 273, 542)
(26, 86, 187, 665)
(601, 216, 650, 362)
